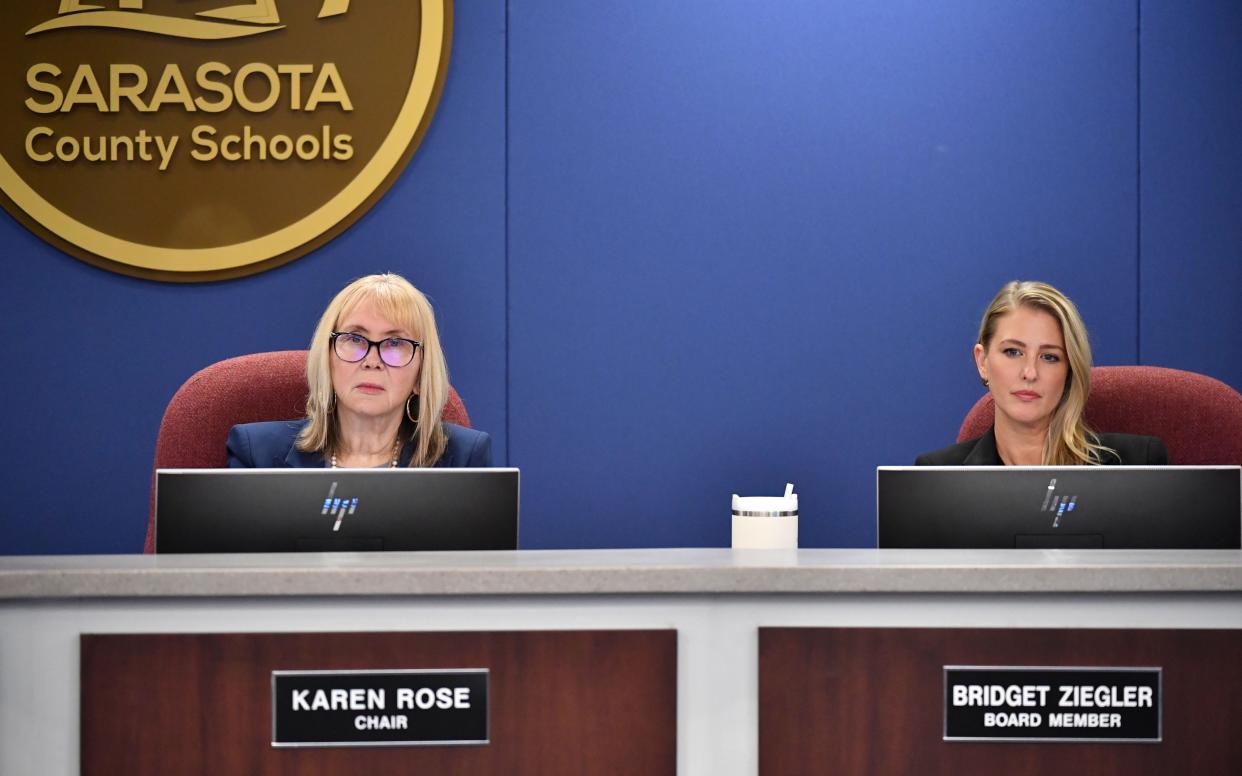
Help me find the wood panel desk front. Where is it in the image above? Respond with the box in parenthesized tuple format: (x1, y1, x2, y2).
(2, 548, 1240, 774)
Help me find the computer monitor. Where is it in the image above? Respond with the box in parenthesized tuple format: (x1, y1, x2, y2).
(155, 468, 519, 553)
(877, 465, 1240, 549)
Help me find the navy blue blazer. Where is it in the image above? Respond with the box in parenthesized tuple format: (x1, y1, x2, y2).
(916, 427, 1168, 466)
(227, 419, 492, 468)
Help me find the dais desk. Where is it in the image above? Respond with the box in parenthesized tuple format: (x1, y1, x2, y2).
(3, 548, 1240, 774)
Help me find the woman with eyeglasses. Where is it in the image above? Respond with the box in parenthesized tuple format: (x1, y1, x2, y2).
(915, 280, 1167, 466)
(227, 273, 491, 468)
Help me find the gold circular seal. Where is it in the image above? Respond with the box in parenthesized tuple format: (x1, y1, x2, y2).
(0, 1, 452, 281)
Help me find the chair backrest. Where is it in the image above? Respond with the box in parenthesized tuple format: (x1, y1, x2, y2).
(144, 350, 471, 552)
(958, 365, 1242, 465)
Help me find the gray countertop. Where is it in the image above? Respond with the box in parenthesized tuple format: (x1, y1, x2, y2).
(2, 548, 1240, 598)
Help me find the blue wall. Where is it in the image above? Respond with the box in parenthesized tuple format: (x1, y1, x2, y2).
(2, 1, 1239, 554)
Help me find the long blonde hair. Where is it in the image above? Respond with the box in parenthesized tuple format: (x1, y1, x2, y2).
(297, 273, 450, 467)
(978, 281, 1114, 465)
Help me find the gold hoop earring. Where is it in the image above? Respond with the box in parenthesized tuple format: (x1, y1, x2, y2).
(981, 377, 990, 387)
(405, 394, 419, 424)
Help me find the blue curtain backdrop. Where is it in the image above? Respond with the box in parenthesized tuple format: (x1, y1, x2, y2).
(2, 1, 1239, 554)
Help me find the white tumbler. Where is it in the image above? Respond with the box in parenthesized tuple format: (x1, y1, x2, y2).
(731, 490, 798, 549)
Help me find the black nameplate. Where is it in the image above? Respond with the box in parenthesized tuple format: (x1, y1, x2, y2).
(271, 669, 488, 747)
(944, 666, 1161, 742)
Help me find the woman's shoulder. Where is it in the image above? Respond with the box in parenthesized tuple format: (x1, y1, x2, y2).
(230, 419, 306, 443)
(227, 419, 310, 467)
(915, 438, 978, 466)
(443, 421, 485, 439)
(1094, 432, 1169, 465)
(440, 422, 492, 467)
(913, 430, 1168, 466)
(916, 428, 999, 466)
(232, 418, 306, 431)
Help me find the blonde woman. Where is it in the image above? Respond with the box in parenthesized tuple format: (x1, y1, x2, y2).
(916, 281, 1167, 466)
(227, 273, 491, 468)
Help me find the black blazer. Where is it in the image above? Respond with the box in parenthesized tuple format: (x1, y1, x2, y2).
(916, 427, 1168, 466)
(227, 419, 492, 468)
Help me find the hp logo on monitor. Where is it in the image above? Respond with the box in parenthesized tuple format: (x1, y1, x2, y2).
(1040, 478, 1079, 528)
(321, 481, 358, 531)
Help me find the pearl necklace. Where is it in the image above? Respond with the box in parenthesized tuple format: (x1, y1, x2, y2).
(330, 438, 402, 469)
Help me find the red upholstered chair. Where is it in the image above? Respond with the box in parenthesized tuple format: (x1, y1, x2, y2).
(958, 366, 1242, 466)
(144, 350, 471, 552)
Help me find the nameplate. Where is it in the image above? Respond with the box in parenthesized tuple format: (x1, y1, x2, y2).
(271, 669, 489, 747)
(944, 666, 1161, 743)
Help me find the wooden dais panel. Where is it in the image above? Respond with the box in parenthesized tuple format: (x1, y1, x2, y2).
(760, 627, 1242, 776)
(82, 630, 676, 775)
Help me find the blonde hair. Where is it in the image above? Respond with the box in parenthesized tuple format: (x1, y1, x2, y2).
(978, 281, 1114, 465)
(297, 273, 449, 467)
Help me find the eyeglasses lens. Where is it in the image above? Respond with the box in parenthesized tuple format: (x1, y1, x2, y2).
(379, 340, 415, 367)
(334, 334, 369, 362)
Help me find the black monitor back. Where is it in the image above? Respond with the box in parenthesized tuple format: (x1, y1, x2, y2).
(156, 468, 519, 553)
(877, 466, 1240, 549)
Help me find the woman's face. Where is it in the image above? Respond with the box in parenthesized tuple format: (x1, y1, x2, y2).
(329, 297, 421, 424)
(974, 305, 1068, 431)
